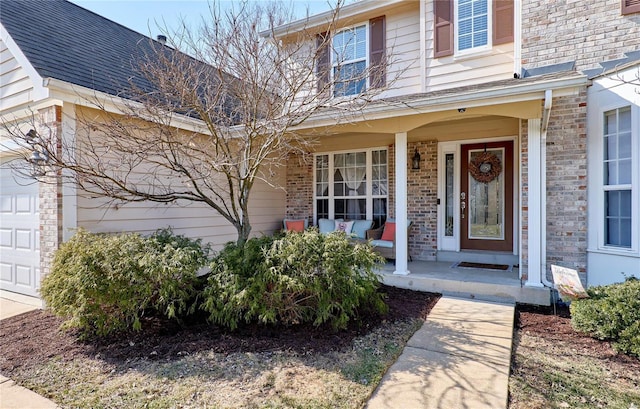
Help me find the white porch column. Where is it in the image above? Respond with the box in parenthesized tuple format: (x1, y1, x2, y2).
(526, 119, 544, 287)
(394, 132, 410, 275)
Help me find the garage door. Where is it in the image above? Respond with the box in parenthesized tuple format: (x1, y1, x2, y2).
(0, 165, 40, 297)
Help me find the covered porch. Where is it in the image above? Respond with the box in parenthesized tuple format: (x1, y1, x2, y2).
(377, 260, 550, 305)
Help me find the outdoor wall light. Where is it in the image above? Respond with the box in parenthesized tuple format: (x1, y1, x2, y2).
(29, 150, 48, 165)
(411, 148, 421, 170)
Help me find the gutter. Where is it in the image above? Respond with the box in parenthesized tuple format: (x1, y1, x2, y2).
(42, 78, 210, 134)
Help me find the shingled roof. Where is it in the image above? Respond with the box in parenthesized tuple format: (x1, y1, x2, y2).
(1, 0, 163, 97)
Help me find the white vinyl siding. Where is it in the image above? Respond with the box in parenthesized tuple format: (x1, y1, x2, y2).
(77, 175, 285, 251)
(383, 7, 422, 97)
(424, 2, 514, 92)
(0, 39, 35, 111)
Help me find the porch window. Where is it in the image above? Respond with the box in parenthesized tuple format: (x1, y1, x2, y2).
(603, 107, 632, 248)
(315, 148, 388, 226)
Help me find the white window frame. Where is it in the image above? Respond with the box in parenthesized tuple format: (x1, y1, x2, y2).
(331, 22, 370, 97)
(454, 0, 492, 56)
(601, 105, 637, 251)
(313, 147, 388, 223)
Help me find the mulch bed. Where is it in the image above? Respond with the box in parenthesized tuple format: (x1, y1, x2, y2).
(0, 285, 440, 375)
(515, 304, 640, 369)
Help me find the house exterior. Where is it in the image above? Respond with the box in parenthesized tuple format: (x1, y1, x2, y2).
(273, 0, 639, 293)
(1, 0, 638, 302)
(0, 0, 286, 298)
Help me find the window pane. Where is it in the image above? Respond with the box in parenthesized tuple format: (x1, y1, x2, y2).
(445, 153, 455, 237)
(459, 1, 472, 18)
(373, 198, 387, 228)
(605, 190, 632, 247)
(334, 198, 365, 220)
(474, 30, 488, 47)
(459, 19, 472, 35)
(620, 132, 632, 159)
(619, 108, 631, 132)
(316, 199, 329, 220)
(619, 159, 632, 185)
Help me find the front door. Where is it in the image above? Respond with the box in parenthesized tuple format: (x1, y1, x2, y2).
(460, 141, 513, 251)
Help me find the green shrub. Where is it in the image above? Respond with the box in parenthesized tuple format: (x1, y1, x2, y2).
(202, 229, 388, 330)
(40, 228, 210, 338)
(570, 277, 640, 356)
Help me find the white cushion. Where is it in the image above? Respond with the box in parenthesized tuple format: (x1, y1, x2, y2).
(370, 239, 394, 248)
(334, 220, 354, 234)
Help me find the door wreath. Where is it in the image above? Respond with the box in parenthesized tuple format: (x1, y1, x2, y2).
(469, 151, 502, 183)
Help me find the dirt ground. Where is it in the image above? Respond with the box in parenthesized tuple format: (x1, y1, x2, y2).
(0, 285, 439, 374)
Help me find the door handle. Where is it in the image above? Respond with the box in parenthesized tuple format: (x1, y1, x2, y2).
(460, 192, 466, 219)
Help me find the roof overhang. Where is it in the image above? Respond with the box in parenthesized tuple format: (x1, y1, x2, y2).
(263, 0, 410, 39)
(292, 71, 590, 134)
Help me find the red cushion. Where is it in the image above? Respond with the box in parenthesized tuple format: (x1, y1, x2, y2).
(380, 222, 396, 241)
(285, 220, 305, 232)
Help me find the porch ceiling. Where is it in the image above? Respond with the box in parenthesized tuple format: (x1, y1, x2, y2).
(300, 100, 540, 135)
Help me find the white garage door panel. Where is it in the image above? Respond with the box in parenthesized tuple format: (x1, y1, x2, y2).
(0, 167, 40, 297)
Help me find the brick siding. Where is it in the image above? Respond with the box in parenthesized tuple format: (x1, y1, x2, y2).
(285, 141, 438, 261)
(522, 0, 640, 71)
(38, 106, 63, 278)
(520, 93, 588, 283)
(285, 152, 313, 226)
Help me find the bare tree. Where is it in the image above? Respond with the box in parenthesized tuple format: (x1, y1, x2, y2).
(2, 0, 398, 245)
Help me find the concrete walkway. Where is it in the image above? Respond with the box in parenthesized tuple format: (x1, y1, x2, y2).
(0, 294, 60, 409)
(367, 296, 515, 409)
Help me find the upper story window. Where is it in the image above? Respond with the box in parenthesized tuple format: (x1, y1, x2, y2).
(603, 107, 633, 248)
(332, 25, 367, 96)
(457, 0, 490, 52)
(316, 16, 386, 97)
(434, 0, 513, 58)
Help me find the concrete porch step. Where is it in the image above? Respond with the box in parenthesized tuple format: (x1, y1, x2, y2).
(378, 261, 551, 305)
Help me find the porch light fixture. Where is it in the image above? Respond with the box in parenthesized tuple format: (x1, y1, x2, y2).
(29, 150, 48, 165)
(411, 148, 421, 170)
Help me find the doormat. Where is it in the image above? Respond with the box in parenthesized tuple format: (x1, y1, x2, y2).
(452, 261, 512, 271)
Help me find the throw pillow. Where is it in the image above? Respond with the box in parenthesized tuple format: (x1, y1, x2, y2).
(381, 222, 396, 241)
(334, 220, 354, 234)
(285, 220, 305, 232)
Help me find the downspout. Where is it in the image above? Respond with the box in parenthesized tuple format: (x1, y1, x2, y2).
(539, 89, 554, 288)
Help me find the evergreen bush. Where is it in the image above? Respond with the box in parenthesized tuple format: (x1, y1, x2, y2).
(40, 228, 210, 338)
(570, 277, 640, 356)
(202, 229, 387, 330)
